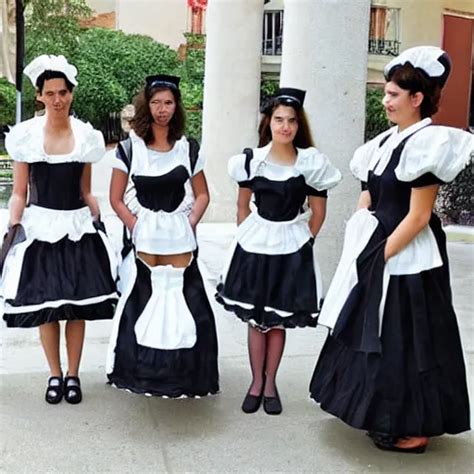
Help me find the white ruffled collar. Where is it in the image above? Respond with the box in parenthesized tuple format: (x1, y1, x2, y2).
(5, 115, 105, 164)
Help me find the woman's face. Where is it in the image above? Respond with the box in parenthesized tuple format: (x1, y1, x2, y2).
(148, 89, 176, 127)
(383, 81, 423, 126)
(37, 78, 73, 117)
(269, 105, 298, 145)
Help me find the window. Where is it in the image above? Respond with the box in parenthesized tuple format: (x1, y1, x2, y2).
(369, 6, 400, 56)
(262, 10, 283, 56)
(187, 0, 207, 34)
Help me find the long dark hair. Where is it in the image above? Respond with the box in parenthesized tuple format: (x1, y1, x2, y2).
(131, 85, 185, 145)
(258, 99, 315, 148)
(387, 64, 442, 118)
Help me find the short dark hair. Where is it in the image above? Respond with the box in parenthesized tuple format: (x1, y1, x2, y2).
(36, 70, 75, 93)
(131, 85, 185, 145)
(258, 99, 315, 148)
(387, 64, 442, 118)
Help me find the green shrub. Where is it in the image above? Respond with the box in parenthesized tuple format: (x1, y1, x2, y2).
(365, 87, 390, 140)
(436, 163, 473, 225)
(186, 110, 202, 140)
(0, 78, 16, 127)
(260, 79, 279, 105)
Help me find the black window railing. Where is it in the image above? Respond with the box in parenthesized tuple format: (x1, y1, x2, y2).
(262, 11, 283, 56)
(368, 38, 401, 56)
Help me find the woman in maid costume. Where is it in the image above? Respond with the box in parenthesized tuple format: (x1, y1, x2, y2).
(106, 74, 219, 397)
(310, 46, 472, 452)
(216, 88, 341, 415)
(1, 55, 118, 404)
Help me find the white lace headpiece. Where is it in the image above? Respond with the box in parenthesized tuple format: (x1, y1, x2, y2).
(384, 46, 451, 87)
(24, 55, 78, 87)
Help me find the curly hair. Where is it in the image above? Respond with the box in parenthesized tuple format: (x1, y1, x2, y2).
(130, 85, 185, 145)
(387, 64, 442, 118)
(258, 99, 315, 148)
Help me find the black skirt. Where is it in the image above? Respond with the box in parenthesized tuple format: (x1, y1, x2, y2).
(310, 226, 470, 437)
(216, 239, 320, 330)
(3, 233, 117, 328)
(108, 257, 219, 397)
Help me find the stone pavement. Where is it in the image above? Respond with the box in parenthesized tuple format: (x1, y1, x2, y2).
(0, 152, 473, 473)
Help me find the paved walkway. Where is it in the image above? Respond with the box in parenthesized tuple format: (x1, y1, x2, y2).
(0, 152, 473, 472)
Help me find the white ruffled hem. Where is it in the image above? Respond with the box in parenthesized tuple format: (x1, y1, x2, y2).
(3, 293, 117, 314)
(219, 294, 319, 319)
(236, 211, 312, 255)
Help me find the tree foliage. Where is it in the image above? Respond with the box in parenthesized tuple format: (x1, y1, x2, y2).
(73, 28, 180, 124)
(0, 78, 16, 127)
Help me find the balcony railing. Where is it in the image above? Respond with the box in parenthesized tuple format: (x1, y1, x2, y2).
(262, 11, 283, 56)
(368, 38, 401, 56)
(262, 36, 283, 56)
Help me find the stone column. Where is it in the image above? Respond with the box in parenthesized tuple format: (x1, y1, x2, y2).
(280, 0, 371, 285)
(201, 0, 264, 222)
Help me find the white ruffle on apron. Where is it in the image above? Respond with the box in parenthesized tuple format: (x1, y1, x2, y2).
(237, 210, 313, 255)
(132, 204, 196, 255)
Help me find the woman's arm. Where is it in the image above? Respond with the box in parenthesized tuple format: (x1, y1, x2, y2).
(109, 168, 137, 232)
(356, 190, 372, 210)
(8, 162, 29, 226)
(189, 171, 210, 231)
(384, 184, 439, 261)
(236, 187, 252, 225)
(81, 164, 100, 220)
(308, 196, 327, 238)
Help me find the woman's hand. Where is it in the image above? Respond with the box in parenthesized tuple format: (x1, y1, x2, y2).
(128, 215, 138, 234)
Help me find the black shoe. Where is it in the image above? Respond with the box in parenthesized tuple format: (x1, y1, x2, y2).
(263, 390, 282, 415)
(45, 375, 64, 404)
(64, 375, 82, 404)
(372, 436, 427, 454)
(241, 382, 265, 414)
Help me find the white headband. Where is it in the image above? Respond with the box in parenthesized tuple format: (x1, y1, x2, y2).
(384, 46, 448, 80)
(24, 55, 78, 87)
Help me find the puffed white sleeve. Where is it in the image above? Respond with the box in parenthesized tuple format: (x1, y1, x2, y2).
(80, 127, 106, 163)
(227, 153, 251, 187)
(350, 127, 395, 184)
(395, 126, 473, 186)
(297, 148, 342, 196)
(193, 149, 205, 176)
(112, 146, 129, 174)
(4, 118, 37, 162)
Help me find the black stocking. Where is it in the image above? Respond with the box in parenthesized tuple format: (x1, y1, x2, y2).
(247, 325, 266, 396)
(264, 328, 286, 397)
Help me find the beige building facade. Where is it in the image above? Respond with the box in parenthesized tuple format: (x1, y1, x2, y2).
(368, 0, 474, 83)
(88, 0, 194, 49)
